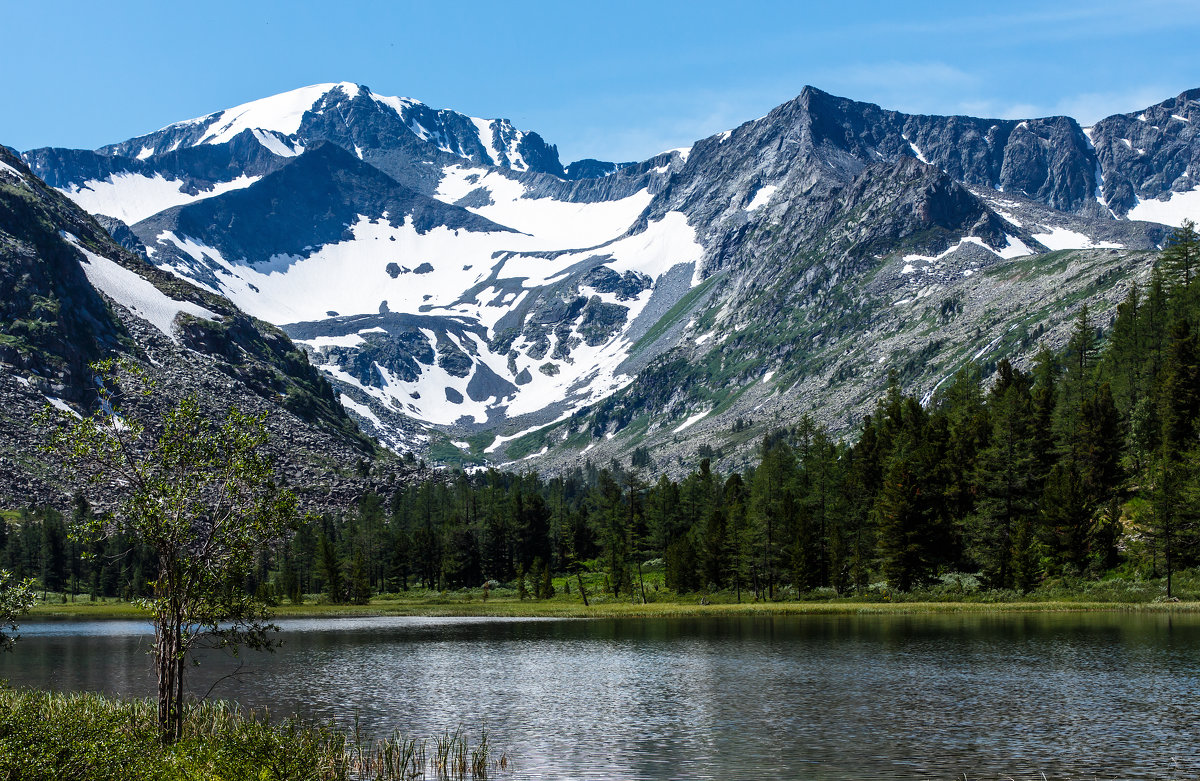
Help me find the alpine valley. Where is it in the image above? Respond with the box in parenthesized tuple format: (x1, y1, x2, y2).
(7, 81, 1200, 492)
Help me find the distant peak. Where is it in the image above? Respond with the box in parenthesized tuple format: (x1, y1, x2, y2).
(1176, 86, 1200, 103)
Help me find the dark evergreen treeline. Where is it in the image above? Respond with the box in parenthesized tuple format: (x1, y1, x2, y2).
(9, 223, 1200, 602)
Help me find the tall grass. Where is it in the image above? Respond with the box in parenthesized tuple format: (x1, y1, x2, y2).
(0, 688, 509, 781)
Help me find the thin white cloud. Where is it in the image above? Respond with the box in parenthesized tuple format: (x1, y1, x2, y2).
(818, 62, 979, 93)
(957, 86, 1180, 124)
(541, 89, 783, 164)
(854, 0, 1200, 43)
(805, 61, 982, 118)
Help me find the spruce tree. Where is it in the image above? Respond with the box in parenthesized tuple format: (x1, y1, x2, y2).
(1160, 218, 1200, 288)
(968, 362, 1038, 588)
(348, 548, 371, 605)
(318, 533, 344, 603)
(1150, 317, 1200, 596)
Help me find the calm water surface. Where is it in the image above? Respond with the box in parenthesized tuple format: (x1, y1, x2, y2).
(4, 612, 1199, 780)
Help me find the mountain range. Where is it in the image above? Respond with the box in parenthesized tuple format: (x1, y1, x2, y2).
(7, 81, 1200, 484)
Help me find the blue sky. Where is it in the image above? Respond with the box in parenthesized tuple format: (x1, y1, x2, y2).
(4, 0, 1200, 164)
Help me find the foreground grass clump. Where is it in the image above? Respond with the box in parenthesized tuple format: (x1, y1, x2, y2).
(0, 689, 507, 781)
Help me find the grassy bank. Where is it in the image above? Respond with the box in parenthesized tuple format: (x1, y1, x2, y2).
(26, 565, 1200, 620)
(28, 591, 1200, 621)
(0, 688, 506, 781)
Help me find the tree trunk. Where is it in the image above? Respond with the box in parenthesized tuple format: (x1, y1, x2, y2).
(174, 629, 184, 741)
(576, 572, 589, 607)
(1166, 523, 1174, 599)
(155, 614, 183, 743)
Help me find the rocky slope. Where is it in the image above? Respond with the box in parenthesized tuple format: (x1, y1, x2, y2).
(0, 146, 407, 508)
(20, 83, 1200, 474)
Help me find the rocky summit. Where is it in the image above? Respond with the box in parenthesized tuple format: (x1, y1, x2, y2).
(0, 146, 410, 507)
(13, 83, 1200, 477)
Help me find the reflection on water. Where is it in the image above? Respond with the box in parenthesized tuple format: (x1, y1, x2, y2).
(6, 612, 1199, 780)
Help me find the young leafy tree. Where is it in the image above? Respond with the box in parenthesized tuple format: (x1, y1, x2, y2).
(43, 360, 298, 743)
(0, 570, 35, 652)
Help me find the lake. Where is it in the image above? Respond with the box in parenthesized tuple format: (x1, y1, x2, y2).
(4, 612, 1198, 779)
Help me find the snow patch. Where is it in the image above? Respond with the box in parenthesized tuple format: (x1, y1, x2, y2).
(483, 410, 576, 454)
(469, 117, 494, 161)
(973, 333, 1004, 361)
(902, 134, 929, 164)
(990, 207, 1023, 227)
(0, 159, 25, 182)
(299, 333, 366, 349)
(339, 394, 382, 428)
(674, 409, 709, 433)
(745, 184, 778, 212)
(1000, 235, 1035, 258)
(65, 233, 218, 341)
(63, 172, 261, 225)
(904, 235, 1026, 263)
(251, 128, 302, 157)
(1127, 187, 1200, 228)
(1031, 226, 1124, 250)
(435, 165, 652, 248)
(44, 396, 80, 418)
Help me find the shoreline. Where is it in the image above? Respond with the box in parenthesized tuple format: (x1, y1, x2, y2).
(25, 596, 1200, 621)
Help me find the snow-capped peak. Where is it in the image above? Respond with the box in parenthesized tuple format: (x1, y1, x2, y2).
(181, 82, 360, 146)
(141, 82, 557, 175)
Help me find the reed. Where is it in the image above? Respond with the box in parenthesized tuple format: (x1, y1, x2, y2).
(345, 726, 509, 781)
